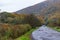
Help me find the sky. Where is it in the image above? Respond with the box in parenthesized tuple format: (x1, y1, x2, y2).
(0, 0, 46, 12)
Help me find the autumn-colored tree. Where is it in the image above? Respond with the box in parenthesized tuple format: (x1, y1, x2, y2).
(48, 12, 60, 26)
(25, 14, 41, 27)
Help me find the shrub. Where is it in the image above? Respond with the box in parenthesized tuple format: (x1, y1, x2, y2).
(47, 12, 60, 26)
(0, 24, 31, 39)
(25, 14, 41, 27)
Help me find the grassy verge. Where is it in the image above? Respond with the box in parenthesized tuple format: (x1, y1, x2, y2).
(15, 28, 37, 40)
(48, 26, 60, 32)
(52, 27, 60, 32)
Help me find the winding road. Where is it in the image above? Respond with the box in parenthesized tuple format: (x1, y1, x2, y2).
(31, 25, 60, 40)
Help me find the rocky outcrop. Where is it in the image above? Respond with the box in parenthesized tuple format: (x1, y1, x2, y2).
(31, 25, 60, 40)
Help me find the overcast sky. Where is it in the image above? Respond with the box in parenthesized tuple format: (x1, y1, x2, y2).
(0, 0, 46, 12)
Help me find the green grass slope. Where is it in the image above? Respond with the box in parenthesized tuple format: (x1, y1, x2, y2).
(15, 28, 36, 40)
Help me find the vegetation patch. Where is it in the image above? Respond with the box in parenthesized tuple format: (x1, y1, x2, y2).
(15, 28, 36, 40)
(50, 26, 60, 32)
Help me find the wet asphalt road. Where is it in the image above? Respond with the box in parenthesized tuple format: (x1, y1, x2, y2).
(31, 25, 60, 40)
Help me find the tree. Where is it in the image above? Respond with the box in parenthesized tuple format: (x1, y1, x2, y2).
(25, 14, 41, 27)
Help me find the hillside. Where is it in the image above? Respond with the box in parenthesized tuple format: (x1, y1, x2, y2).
(0, 0, 60, 40)
(16, 0, 60, 16)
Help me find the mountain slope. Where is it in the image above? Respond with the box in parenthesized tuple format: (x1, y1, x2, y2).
(16, 0, 60, 15)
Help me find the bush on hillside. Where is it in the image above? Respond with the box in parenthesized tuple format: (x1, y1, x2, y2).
(0, 24, 31, 39)
(48, 13, 60, 27)
(25, 14, 41, 27)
